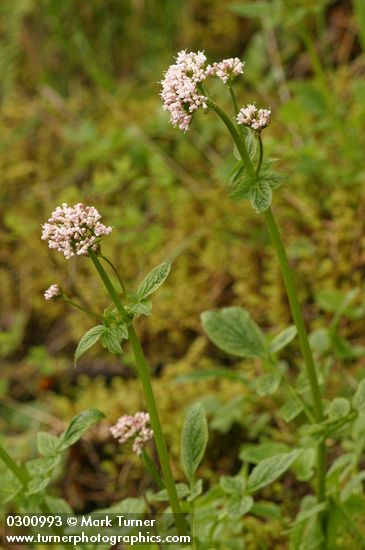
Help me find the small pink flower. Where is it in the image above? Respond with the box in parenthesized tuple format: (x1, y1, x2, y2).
(237, 104, 271, 131)
(160, 50, 208, 131)
(110, 412, 153, 455)
(41, 203, 112, 259)
(44, 284, 62, 302)
(206, 57, 244, 84)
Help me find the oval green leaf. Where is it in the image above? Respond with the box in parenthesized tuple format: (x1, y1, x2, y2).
(247, 450, 301, 493)
(181, 403, 208, 484)
(201, 307, 267, 358)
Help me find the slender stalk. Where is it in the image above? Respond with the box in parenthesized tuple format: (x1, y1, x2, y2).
(228, 85, 247, 145)
(0, 444, 28, 485)
(101, 255, 127, 293)
(88, 250, 128, 323)
(262, 209, 323, 421)
(88, 250, 187, 536)
(211, 103, 255, 178)
(142, 449, 165, 490)
(262, 208, 327, 537)
(228, 85, 239, 116)
(256, 134, 264, 176)
(127, 324, 187, 535)
(64, 298, 103, 321)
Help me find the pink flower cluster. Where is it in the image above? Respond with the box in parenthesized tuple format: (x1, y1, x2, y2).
(161, 52, 271, 134)
(206, 57, 244, 84)
(44, 284, 62, 301)
(160, 50, 208, 131)
(110, 412, 153, 456)
(237, 104, 271, 131)
(41, 203, 112, 259)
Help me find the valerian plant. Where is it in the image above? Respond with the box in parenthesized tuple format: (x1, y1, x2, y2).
(160, 51, 365, 548)
(1, 201, 201, 545)
(40, 202, 191, 538)
(2, 51, 364, 550)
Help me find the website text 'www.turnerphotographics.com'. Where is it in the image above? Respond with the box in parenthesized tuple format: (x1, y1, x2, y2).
(4, 513, 192, 546)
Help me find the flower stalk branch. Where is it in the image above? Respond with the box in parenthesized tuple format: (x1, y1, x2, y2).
(101, 255, 127, 294)
(142, 449, 165, 490)
(256, 134, 264, 176)
(63, 298, 104, 321)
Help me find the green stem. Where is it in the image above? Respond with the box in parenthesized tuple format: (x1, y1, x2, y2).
(101, 255, 127, 294)
(88, 250, 187, 536)
(228, 85, 239, 116)
(0, 444, 28, 485)
(262, 208, 327, 526)
(142, 449, 165, 490)
(88, 250, 128, 323)
(256, 134, 264, 176)
(64, 299, 103, 321)
(127, 324, 187, 535)
(262, 209, 323, 421)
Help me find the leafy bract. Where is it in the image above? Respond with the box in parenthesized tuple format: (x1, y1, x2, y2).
(230, 167, 283, 213)
(127, 299, 152, 317)
(59, 409, 105, 450)
(137, 260, 171, 300)
(74, 325, 104, 366)
(100, 323, 128, 355)
(250, 179, 272, 213)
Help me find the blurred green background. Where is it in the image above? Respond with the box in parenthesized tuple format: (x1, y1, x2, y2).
(1, 0, 365, 546)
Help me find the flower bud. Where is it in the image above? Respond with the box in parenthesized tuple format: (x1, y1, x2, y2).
(44, 284, 63, 302)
